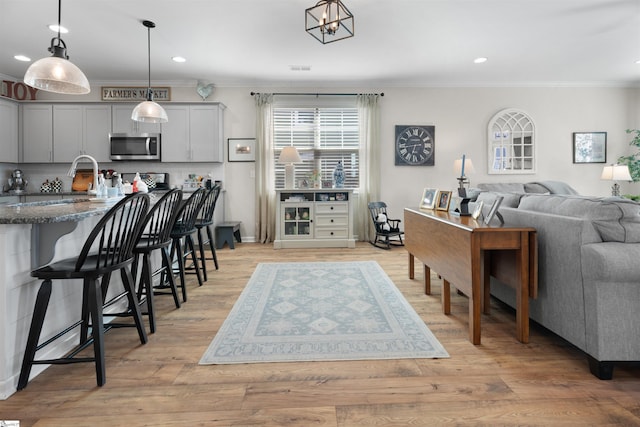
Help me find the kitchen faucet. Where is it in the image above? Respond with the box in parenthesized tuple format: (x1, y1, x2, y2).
(67, 154, 99, 195)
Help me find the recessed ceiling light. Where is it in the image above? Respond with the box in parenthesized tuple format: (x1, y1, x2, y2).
(14, 54, 31, 62)
(635, 59, 640, 64)
(474, 57, 488, 64)
(172, 56, 186, 63)
(48, 24, 68, 34)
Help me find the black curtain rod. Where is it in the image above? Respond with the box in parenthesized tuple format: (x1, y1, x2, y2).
(250, 91, 384, 97)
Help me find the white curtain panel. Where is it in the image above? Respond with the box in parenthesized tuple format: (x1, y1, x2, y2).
(356, 94, 381, 242)
(254, 93, 276, 243)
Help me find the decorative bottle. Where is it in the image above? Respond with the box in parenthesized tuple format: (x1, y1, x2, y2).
(333, 161, 345, 188)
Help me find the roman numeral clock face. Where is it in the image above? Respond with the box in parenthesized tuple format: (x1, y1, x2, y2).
(394, 125, 435, 166)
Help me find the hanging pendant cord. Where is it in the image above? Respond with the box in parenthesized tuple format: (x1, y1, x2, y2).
(57, 0, 61, 40)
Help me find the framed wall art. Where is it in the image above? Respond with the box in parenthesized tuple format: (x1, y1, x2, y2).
(228, 138, 256, 162)
(573, 132, 606, 164)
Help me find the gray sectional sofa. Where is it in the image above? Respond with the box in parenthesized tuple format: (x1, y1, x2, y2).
(474, 182, 640, 379)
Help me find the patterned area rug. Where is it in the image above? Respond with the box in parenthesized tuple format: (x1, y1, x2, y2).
(199, 261, 449, 364)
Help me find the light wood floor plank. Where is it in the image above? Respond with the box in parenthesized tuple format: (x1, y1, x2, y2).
(1, 242, 639, 426)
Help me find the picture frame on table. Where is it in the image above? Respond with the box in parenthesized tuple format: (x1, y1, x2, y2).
(436, 190, 452, 211)
(484, 196, 505, 225)
(472, 200, 484, 220)
(573, 132, 606, 164)
(228, 138, 256, 162)
(420, 188, 438, 210)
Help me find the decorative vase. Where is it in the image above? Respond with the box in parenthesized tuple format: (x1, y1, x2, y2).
(333, 161, 345, 188)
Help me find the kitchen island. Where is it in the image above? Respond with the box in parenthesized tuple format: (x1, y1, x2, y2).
(0, 198, 128, 399)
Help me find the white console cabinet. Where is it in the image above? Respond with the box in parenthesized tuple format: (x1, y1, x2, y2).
(274, 189, 355, 249)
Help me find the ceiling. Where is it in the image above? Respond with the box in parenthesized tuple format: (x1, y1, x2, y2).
(1, 0, 639, 88)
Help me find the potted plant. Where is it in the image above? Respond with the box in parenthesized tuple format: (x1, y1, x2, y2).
(617, 129, 640, 182)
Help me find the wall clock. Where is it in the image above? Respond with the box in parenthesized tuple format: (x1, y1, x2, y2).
(395, 125, 435, 166)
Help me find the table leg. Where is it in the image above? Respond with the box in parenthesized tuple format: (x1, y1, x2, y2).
(442, 279, 451, 314)
(469, 243, 482, 345)
(424, 264, 431, 295)
(408, 253, 415, 279)
(516, 231, 531, 343)
(483, 253, 491, 314)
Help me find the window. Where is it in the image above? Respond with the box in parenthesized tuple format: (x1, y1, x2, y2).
(487, 108, 536, 174)
(273, 106, 359, 188)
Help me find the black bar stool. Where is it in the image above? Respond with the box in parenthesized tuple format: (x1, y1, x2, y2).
(18, 193, 150, 390)
(169, 188, 206, 301)
(193, 184, 222, 281)
(131, 189, 183, 333)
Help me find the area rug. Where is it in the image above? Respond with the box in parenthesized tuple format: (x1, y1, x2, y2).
(199, 261, 449, 364)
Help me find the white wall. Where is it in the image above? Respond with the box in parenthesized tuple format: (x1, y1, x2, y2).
(7, 84, 640, 242)
(209, 85, 639, 242)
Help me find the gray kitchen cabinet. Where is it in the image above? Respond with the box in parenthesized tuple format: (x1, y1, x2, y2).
(22, 104, 111, 163)
(0, 98, 19, 163)
(53, 104, 111, 162)
(111, 104, 161, 135)
(161, 104, 224, 162)
(22, 104, 53, 163)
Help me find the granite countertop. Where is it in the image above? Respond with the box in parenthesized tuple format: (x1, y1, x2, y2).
(0, 191, 89, 197)
(0, 198, 119, 224)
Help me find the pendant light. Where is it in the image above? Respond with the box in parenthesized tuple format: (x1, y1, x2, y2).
(131, 20, 168, 123)
(23, 0, 90, 94)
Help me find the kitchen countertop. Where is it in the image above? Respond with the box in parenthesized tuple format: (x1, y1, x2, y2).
(0, 198, 120, 224)
(0, 191, 90, 197)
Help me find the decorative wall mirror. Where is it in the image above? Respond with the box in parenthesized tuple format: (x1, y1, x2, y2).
(487, 108, 536, 174)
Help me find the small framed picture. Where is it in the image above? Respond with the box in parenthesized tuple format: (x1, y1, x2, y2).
(228, 138, 256, 162)
(420, 188, 438, 210)
(573, 132, 606, 164)
(484, 196, 505, 225)
(436, 190, 452, 211)
(472, 200, 484, 220)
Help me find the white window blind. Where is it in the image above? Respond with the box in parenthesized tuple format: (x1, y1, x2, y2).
(273, 107, 359, 189)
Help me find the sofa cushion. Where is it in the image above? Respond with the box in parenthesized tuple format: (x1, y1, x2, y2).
(478, 182, 526, 193)
(518, 194, 640, 242)
(476, 191, 523, 208)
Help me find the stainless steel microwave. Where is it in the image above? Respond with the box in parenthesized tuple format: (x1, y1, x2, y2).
(109, 133, 161, 161)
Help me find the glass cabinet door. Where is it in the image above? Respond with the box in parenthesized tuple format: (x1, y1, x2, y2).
(283, 204, 312, 237)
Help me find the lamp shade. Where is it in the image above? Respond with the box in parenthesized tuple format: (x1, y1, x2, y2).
(601, 164, 632, 181)
(132, 20, 168, 123)
(24, 55, 90, 94)
(454, 158, 476, 176)
(278, 146, 302, 164)
(131, 100, 168, 123)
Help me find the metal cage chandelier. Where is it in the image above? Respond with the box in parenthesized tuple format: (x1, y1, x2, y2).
(305, 0, 354, 44)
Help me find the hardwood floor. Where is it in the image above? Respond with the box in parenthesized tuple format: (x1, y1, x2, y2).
(1, 242, 639, 426)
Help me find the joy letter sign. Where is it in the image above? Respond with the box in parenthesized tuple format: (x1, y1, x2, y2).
(1, 79, 38, 100)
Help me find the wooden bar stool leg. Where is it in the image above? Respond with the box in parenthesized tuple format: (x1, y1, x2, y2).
(141, 252, 156, 333)
(160, 247, 181, 308)
(197, 227, 208, 282)
(17, 279, 53, 390)
(187, 235, 204, 286)
(87, 277, 106, 387)
(120, 268, 148, 344)
(173, 238, 188, 302)
(206, 225, 219, 270)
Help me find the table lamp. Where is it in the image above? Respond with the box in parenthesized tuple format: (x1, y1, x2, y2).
(454, 155, 475, 197)
(278, 146, 302, 189)
(601, 164, 632, 196)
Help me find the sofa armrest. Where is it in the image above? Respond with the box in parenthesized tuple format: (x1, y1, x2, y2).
(581, 242, 640, 361)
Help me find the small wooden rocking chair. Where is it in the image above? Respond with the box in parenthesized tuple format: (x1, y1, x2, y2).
(368, 202, 404, 249)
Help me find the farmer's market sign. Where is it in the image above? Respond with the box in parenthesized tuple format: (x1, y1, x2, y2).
(101, 86, 171, 101)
